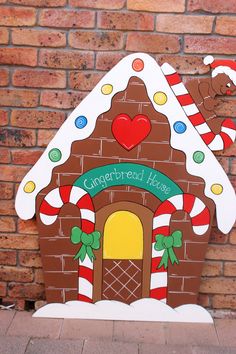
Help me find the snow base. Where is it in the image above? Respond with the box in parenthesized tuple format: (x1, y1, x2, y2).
(33, 298, 213, 323)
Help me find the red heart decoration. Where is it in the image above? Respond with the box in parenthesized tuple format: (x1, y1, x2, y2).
(112, 114, 151, 151)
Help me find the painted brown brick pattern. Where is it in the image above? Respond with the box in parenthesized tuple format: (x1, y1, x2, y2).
(0, 0, 235, 313)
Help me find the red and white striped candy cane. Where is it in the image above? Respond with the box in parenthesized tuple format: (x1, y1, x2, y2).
(39, 185, 95, 303)
(150, 193, 210, 302)
(161, 63, 236, 151)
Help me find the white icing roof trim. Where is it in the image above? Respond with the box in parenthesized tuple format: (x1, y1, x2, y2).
(15, 53, 236, 234)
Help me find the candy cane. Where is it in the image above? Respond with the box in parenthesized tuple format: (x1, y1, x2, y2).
(150, 193, 210, 302)
(39, 185, 95, 303)
(161, 63, 236, 151)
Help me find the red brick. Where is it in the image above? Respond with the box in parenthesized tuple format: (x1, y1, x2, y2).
(11, 110, 65, 129)
(213, 295, 236, 309)
(9, 0, 66, 6)
(185, 36, 236, 54)
(0, 147, 10, 163)
(18, 219, 38, 234)
(197, 294, 210, 307)
(11, 149, 42, 165)
(0, 128, 36, 147)
(0, 148, 10, 164)
(0, 250, 17, 265)
(0, 266, 33, 282)
(69, 31, 124, 50)
(0, 165, 30, 182)
(215, 17, 236, 36)
(126, 33, 180, 53)
(156, 15, 213, 33)
(12, 28, 66, 47)
(0, 216, 16, 232)
(0, 69, 9, 86)
(98, 11, 154, 31)
(216, 156, 229, 174)
(0, 283, 6, 297)
(202, 261, 222, 276)
(0, 110, 8, 126)
(231, 159, 236, 175)
(0, 48, 37, 67)
(128, 0, 185, 12)
(19, 251, 42, 267)
(200, 278, 236, 294)
(229, 176, 236, 191)
(0, 89, 38, 107)
(69, 71, 104, 91)
(210, 227, 228, 244)
(0, 234, 39, 250)
(69, 0, 125, 8)
(96, 52, 125, 70)
(39, 49, 94, 69)
(157, 55, 208, 75)
(188, 0, 236, 13)
(0, 28, 9, 44)
(206, 245, 236, 261)
(0, 199, 16, 216)
(0, 182, 13, 199)
(39, 9, 95, 28)
(8, 283, 45, 299)
(13, 69, 66, 89)
(0, 7, 36, 26)
(35, 269, 44, 283)
(40, 90, 86, 109)
(224, 262, 236, 276)
(37, 129, 57, 147)
(229, 229, 236, 245)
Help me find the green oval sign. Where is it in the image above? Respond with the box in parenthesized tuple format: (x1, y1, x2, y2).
(74, 163, 182, 201)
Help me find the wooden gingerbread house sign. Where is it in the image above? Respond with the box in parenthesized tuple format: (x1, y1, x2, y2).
(15, 53, 236, 322)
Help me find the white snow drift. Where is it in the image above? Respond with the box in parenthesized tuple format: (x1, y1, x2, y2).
(33, 298, 213, 323)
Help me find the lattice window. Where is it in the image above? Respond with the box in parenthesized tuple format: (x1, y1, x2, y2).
(102, 260, 143, 304)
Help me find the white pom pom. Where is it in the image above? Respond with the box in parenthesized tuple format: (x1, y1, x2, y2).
(203, 55, 214, 65)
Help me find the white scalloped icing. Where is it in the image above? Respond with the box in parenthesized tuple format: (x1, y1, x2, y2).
(33, 298, 213, 323)
(15, 53, 236, 234)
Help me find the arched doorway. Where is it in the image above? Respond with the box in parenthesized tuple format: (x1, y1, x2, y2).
(102, 211, 143, 303)
(93, 202, 153, 304)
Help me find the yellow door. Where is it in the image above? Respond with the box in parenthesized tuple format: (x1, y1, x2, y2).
(102, 210, 144, 303)
(103, 210, 143, 259)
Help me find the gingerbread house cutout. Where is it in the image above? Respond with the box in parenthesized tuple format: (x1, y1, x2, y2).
(15, 53, 236, 322)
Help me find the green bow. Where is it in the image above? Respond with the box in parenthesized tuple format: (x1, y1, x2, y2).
(154, 230, 182, 269)
(70, 226, 101, 262)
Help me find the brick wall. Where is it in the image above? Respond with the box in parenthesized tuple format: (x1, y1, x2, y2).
(0, 0, 235, 314)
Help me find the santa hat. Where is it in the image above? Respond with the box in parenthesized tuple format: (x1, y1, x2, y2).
(203, 55, 236, 85)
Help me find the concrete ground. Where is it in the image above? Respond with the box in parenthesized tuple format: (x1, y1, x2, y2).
(0, 310, 236, 354)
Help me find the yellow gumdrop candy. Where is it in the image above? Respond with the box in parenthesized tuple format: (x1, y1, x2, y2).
(153, 91, 167, 105)
(211, 184, 223, 195)
(24, 181, 35, 193)
(101, 84, 113, 95)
